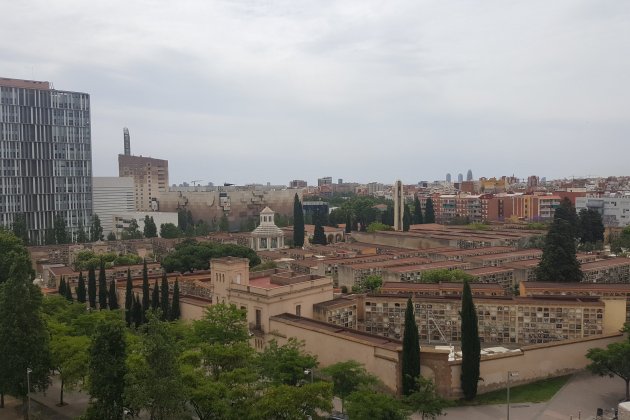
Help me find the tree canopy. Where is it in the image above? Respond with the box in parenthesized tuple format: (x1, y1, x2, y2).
(536, 217, 583, 282)
(162, 239, 261, 273)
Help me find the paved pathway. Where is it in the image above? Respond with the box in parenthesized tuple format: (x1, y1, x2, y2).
(434, 371, 626, 420)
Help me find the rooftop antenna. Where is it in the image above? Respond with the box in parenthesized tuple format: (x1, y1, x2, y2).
(123, 127, 131, 156)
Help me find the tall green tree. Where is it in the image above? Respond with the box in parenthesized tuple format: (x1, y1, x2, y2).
(170, 279, 181, 321)
(90, 215, 103, 242)
(578, 208, 605, 245)
(142, 260, 150, 322)
(460, 281, 481, 400)
(152, 279, 160, 311)
(257, 338, 318, 386)
(0, 253, 51, 409)
(125, 315, 187, 419)
(345, 212, 352, 234)
(312, 210, 327, 245)
(320, 360, 378, 413)
(144, 215, 158, 238)
(87, 266, 97, 309)
(555, 197, 579, 239)
(413, 195, 424, 225)
(133, 294, 143, 328)
(76, 220, 88, 243)
(0, 229, 34, 285)
(64, 280, 73, 302)
(76, 271, 86, 304)
(11, 214, 29, 245)
(58, 277, 67, 296)
(159, 223, 180, 239)
(586, 340, 630, 401)
(160, 273, 170, 321)
(98, 260, 108, 310)
(85, 319, 127, 420)
(53, 214, 69, 244)
(402, 298, 421, 395)
(293, 194, 305, 248)
(424, 198, 436, 224)
(403, 204, 412, 232)
(108, 280, 119, 310)
(253, 382, 333, 420)
(536, 218, 583, 282)
(50, 335, 89, 406)
(125, 269, 133, 326)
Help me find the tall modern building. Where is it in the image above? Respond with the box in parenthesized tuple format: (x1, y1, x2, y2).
(0, 77, 92, 244)
(92, 177, 135, 237)
(118, 154, 169, 211)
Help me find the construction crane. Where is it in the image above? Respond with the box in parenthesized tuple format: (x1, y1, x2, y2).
(190, 180, 203, 186)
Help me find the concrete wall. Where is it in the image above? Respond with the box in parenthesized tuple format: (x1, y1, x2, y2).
(449, 333, 625, 397)
(352, 231, 450, 250)
(269, 316, 402, 393)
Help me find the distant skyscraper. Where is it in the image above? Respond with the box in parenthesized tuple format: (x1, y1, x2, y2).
(458, 173, 464, 183)
(318, 177, 333, 186)
(446, 173, 452, 183)
(467, 169, 473, 181)
(0, 77, 93, 244)
(123, 127, 131, 156)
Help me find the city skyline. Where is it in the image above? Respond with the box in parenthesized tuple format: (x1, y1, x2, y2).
(2, 1, 629, 185)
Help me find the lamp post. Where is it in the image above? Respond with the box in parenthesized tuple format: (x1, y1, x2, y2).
(507, 371, 519, 420)
(304, 368, 314, 384)
(26, 368, 32, 419)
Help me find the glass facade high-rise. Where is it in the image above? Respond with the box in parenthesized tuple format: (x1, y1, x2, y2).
(0, 77, 93, 245)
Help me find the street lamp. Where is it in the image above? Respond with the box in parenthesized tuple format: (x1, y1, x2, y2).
(507, 371, 519, 420)
(26, 368, 32, 418)
(304, 368, 314, 384)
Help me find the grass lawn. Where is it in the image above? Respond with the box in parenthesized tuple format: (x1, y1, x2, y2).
(458, 375, 572, 406)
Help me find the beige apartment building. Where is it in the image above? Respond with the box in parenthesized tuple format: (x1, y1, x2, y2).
(118, 154, 169, 211)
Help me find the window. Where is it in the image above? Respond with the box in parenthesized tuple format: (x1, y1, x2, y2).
(255, 309, 262, 330)
(296, 305, 301, 317)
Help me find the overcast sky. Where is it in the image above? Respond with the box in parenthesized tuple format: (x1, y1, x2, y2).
(2, 1, 629, 185)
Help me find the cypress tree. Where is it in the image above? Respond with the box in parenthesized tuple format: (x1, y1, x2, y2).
(64, 280, 73, 302)
(413, 196, 424, 225)
(88, 266, 97, 309)
(460, 281, 481, 400)
(293, 193, 305, 248)
(312, 214, 327, 245)
(160, 273, 170, 321)
(76, 271, 86, 303)
(425, 198, 436, 224)
(403, 205, 411, 232)
(151, 279, 160, 311)
(125, 269, 133, 326)
(536, 218, 583, 282)
(98, 260, 108, 310)
(170, 279, 181, 321)
(142, 259, 150, 322)
(345, 212, 352, 234)
(589, 209, 605, 243)
(109, 280, 119, 310)
(402, 298, 421, 395)
(133, 294, 143, 328)
(58, 277, 66, 296)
